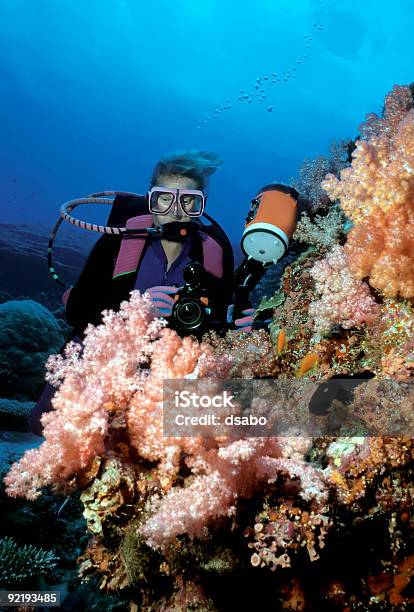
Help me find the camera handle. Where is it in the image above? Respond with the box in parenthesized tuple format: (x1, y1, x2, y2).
(230, 256, 273, 323)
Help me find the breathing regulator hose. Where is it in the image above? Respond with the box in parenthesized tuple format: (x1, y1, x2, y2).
(47, 191, 159, 288)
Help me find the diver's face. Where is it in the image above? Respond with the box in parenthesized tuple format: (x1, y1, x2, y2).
(152, 174, 199, 226)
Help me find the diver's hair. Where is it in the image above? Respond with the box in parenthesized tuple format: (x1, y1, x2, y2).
(150, 150, 224, 192)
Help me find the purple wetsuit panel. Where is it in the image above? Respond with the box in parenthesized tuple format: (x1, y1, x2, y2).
(134, 239, 192, 291)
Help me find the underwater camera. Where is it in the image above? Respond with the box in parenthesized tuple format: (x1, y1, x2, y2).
(169, 262, 212, 336)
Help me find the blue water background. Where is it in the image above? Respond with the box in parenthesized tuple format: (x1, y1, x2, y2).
(0, 0, 413, 242)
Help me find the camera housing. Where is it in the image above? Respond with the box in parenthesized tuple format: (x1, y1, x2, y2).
(169, 262, 212, 336)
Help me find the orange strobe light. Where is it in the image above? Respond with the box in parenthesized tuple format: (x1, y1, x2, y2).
(242, 184, 299, 264)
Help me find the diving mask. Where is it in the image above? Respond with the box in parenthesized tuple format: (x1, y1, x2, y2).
(148, 187, 205, 217)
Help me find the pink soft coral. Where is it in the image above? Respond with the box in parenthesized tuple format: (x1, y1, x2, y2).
(5, 290, 327, 552)
(139, 437, 328, 550)
(4, 292, 223, 500)
(308, 245, 380, 335)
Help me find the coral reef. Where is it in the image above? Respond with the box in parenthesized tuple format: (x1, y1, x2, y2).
(249, 250, 298, 307)
(290, 139, 351, 211)
(0, 431, 43, 482)
(292, 205, 347, 250)
(139, 436, 326, 550)
(0, 536, 57, 587)
(0, 299, 66, 400)
(308, 245, 380, 335)
(0, 399, 35, 418)
(4, 293, 324, 550)
(4, 83, 414, 610)
(322, 84, 414, 298)
(246, 504, 332, 568)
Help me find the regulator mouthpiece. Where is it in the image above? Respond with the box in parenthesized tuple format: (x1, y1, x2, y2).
(241, 184, 299, 264)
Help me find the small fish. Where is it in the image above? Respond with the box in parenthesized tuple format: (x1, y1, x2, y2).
(296, 353, 318, 377)
(308, 371, 375, 415)
(276, 329, 287, 353)
(309, 384, 338, 415)
(267, 106, 275, 113)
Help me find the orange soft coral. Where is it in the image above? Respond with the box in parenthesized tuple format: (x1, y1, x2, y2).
(322, 85, 414, 298)
(344, 203, 414, 297)
(322, 86, 414, 224)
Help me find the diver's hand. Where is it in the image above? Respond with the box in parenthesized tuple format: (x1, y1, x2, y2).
(234, 308, 256, 332)
(146, 286, 178, 317)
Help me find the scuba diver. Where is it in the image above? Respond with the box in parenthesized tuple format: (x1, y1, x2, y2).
(30, 150, 302, 435)
(30, 151, 265, 435)
(61, 150, 248, 337)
